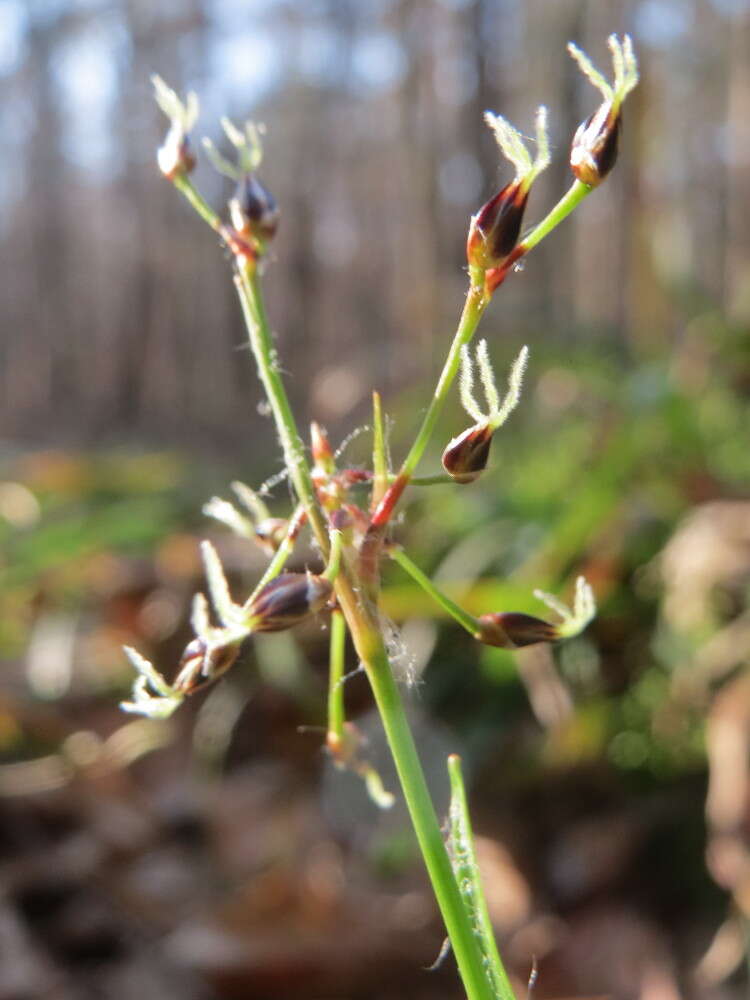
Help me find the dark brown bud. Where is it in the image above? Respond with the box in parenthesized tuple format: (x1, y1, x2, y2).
(441, 423, 493, 484)
(247, 572, 333, 632)
(570, 101, 620, 187)
(476, 612, 559, 649)
(467, 181, 529, 272)
(173, 636, 240, 694)
(229, 173, 279, 240)
(254, 517, 289, 553)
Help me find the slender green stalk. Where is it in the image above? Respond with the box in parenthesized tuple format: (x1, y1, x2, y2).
(245, 540, 293, 606)
(169, 171, 327, 553)
(448, 754, 514, 1000)
(519, 179, 591, 254)
(361, 634, 497, 1000)
(173, 174, 222, 230)
(243, 506, 305, 607)
(390, 548, 481, 636)
(234, 266, 329, 553)
(408, 474, 454, 486)
(327, 609, 347, 745)
(399, 286, 487, 482)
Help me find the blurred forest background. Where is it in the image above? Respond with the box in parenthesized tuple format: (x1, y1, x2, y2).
(1, 0, 750, 999)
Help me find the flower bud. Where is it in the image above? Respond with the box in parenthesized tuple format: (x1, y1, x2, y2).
(476, 612, 559, 649)
(229, 173, 279, 241)
(173, 635, 240, 694)
(466, 108, 549, 291)
(152, 77, 198, 180)
(157, 126, 196, 180)
(441, 423, 493, 484)
(467, 181, 529, 273)
(567, 35, 638, 188)
(570, 103, 620, 187)
(247, 572, 333, 632)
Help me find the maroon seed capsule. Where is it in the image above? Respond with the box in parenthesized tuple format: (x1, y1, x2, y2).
(570, 102, 621, 187)
(476, 612, 559, 649)
(248, 572, 333, 632)
(467, 180, 529, 272)
(229, 173, 279, 241)
(441, 423, 493, 484)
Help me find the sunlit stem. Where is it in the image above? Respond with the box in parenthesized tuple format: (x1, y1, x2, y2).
(400, 286, 487, 483)
(327, 609, 347, 750)
(448, 755, 515, 1000)
(234, 264, 329, 554)
(390, 548, 481, 637)
(168, 171, 327, 556)
(361, 285, 488, 580)
(519, 179, 591, 255)
(172, 174, 223, 231)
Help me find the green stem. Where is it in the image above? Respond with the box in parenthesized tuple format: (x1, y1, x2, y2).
(519, 179, 591, 254)
(234, 266, 329, 553)
(243, 508, 304, 607)
(390, 548, 480, 637)
(169, 172, 327, 555)
(358, 633, 497, 1000)
(409, 474, 453, 486)
(327, 609, 347, 745)
(399, 286, 487, 481)
(173, 174, 222, 230)
(448, 755, 514, 1000)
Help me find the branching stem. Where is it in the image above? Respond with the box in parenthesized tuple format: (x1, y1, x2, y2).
(390, 548, 480, 637)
